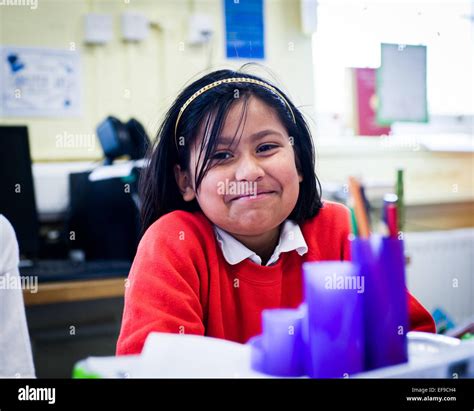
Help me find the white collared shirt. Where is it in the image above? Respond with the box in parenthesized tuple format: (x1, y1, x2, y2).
(213, 220, 308, 266)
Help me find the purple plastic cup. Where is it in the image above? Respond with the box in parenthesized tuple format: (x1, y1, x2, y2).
(302, 261, 365, 378)
(247, 334, 265, 373)
(351, 235, 408, 370)
(260, 308, 306, 377)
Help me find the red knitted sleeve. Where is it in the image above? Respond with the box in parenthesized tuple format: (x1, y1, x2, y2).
(407, 292, 436, 333)
(116, 211, 206, 355)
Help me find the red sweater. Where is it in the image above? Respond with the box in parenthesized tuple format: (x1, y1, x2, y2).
(116, 201, 435, 355)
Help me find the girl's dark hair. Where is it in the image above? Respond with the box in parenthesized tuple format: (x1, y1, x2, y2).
(139, 67, 323, 234)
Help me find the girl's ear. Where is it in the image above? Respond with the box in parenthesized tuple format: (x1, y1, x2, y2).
(174, 165, 196, 202)
(298, 171, 303, 183)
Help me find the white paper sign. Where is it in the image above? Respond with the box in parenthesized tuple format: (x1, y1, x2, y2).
(377, 43, 428, 124)
(0, 46, 81, 117)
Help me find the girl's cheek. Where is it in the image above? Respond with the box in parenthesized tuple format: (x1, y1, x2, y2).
(205, 174, 227, 198)
(270, 153, 299, 179)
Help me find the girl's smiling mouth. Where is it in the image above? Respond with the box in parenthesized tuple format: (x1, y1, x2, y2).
(227, 190, 278, 203)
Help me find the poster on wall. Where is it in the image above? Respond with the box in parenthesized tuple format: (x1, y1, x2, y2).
(0, 46, 81, 117)
(350, 67, 392, 136)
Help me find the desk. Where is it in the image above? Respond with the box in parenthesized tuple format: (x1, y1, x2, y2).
(23, 278, 125, 306)
(24, 278, 126, 377)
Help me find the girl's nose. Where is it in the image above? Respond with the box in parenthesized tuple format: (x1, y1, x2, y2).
(234, 155, 265, 182)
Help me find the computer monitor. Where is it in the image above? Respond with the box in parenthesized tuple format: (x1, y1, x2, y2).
(0, 126, 40, 260)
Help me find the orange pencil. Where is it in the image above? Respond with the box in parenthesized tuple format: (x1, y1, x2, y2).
(348, 177, 371, 238)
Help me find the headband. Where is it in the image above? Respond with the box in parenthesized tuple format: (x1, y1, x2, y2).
(174, 77, 296, 148)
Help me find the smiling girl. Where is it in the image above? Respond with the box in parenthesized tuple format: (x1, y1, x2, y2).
(116, 68, 435, 355)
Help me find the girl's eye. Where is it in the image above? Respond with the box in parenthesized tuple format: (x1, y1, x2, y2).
(212, 151, 232, 161)
(257, 144, 278, 153)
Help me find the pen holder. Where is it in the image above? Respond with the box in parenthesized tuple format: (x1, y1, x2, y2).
(302, 261, 365, 378)
(350, 235, 408, 370)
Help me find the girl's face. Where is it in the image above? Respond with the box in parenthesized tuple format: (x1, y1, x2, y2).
(175, 96, 302, 237)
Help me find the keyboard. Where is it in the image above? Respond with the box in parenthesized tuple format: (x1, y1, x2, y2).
(20, 259, 132, 283)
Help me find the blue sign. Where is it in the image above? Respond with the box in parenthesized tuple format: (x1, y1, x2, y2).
(224, 0, 265, 59)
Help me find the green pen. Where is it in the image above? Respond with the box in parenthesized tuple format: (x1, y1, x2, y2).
(350, 206, 358, 237)
(396, 169, 404, 232)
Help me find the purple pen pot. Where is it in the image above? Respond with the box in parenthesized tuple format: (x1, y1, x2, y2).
(302, 261, 365, 378)
(351, 235, 408, 370)
(378, 236, 408, 366)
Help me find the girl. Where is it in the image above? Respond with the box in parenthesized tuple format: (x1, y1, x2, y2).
(116, 68, 435, 355)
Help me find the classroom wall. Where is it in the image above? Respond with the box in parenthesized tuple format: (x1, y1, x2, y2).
(1, 0, 472, 212)
(0, 0, 315, 161)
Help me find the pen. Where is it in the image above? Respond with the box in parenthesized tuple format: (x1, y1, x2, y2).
(386, 203, 398, 238)
(396, 169, 404, 232)
(360, 184, 372, 229)
(348, 177, 370, 238)
(350, 206, 358, 237)
(383, 193, 398, 224)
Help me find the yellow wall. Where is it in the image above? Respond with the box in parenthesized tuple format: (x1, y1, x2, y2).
(1, 0, 472, 213)
(0, 0, 314, 161)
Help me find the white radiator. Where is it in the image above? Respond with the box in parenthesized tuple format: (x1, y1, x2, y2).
(404, 228, 474, 325)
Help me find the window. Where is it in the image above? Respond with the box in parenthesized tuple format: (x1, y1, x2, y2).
(312, 0, 473, 119)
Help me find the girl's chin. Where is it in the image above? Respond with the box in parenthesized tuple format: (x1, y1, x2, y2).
(220, 213, 283, 235)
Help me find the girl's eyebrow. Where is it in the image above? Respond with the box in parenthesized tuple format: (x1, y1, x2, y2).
(217, 129, 284, 145)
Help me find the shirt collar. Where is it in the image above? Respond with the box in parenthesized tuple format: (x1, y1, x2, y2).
(214, 220, 308, 267)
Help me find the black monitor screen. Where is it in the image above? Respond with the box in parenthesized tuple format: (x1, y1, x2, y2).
(0, 126, 39, 259)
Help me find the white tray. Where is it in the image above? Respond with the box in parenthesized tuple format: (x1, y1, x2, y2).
(74, 332, 474, 379)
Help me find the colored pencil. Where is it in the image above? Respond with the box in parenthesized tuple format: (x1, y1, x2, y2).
(348, 177, 371, 238)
